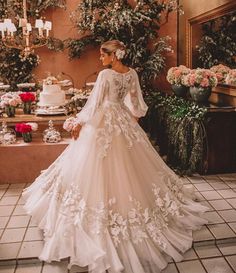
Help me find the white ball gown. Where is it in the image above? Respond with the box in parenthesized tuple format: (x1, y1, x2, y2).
(23, 68, 208, 273)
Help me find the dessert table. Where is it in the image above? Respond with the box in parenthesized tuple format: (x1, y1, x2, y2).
(0, 110, 71, 184)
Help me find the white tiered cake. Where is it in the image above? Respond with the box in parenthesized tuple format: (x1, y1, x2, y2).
(38, 84, 65, 107)
(38, 76, 66, 107)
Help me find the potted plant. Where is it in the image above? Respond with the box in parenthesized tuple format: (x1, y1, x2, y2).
(166, 65, 190, 97)
(19, 92, 36, 114)
(183, 68, 218, 103)
(210, 64, 230, 84)
(15, 122, 38, 142)
(0, 93, 22, 117)
(225, 69, 236, 86)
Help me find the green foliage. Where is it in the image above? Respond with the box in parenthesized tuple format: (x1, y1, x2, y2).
(67, 0, 179, 93)
(197, 12, 236, 68)
(0, 44, 40, 88)
(151, 94, 207, 174)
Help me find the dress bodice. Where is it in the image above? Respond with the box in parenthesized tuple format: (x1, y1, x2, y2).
(103, 69, 133, 104)
(75, 68, 148, 126)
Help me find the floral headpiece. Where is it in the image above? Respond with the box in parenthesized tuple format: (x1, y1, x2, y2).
(115, 48, 126, 60)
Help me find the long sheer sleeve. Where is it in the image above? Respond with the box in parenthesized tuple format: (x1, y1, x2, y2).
(124, 70, 148, 118)
(75, 70, 108, 126)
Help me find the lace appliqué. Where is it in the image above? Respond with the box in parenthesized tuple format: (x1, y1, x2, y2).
(96, 104, 150, 158)
(40, 179, 184, 249)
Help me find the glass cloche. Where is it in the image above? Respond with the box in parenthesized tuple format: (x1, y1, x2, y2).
(0, 121, 16, 145)
(43, 120, 61, 143)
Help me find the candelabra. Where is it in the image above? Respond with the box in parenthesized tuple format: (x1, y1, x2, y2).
(0, 0, 52, 56)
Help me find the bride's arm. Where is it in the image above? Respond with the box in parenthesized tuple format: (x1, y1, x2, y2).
(71, 70, 107, 139)
(124, 69, 148, 120)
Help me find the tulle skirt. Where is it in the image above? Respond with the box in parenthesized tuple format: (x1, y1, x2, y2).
(22, 103, 208, 273)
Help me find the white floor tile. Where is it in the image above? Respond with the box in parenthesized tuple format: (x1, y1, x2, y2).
(0, 228, 26, 243)
(218, 189, 236, 199)
(209, 182, 230, 190)
(226, 255, 236, 272)
(202, 257, 234, 273)
(208, 224, 235, 239)
(18, 241, 44, 259)
(12, 205, 27, 216)
(8, 184, 26, 189)
(229, 223, 236, 233)
(203, 211, 224, 224)
(188, 177, 206, 184)
(177, 260, 206, 273)
(226, 198, 236, 209)
(218, 242, 236, 255)
(0, 265, 16, 273)
(24, 227, 43, 241)
(0, 217, 9, 229)
(0, 184, 9, 190)
(201, 191, 222, 201)
(194, 183, 214, 192)
(194, 244, 221, 258)
(0, 196, 20, 206)
(15, 263, 42, 273)
(4, 188, 23, 197)
(162, 263, 178, 273)
(0, 206, 15, 217)
(218, 210, 236, 222)
(209, 200, 232, 210)
(42, 261, 68, 273)
(193, 226, 214, 241)
(0, 243, 21, 259)
(182, 248, 198, 261)
(7, 215, 30, 228)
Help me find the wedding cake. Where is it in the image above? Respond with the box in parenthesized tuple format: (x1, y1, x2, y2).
(38, 76, 65, 107)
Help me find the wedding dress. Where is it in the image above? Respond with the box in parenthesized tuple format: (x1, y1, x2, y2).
(23, 68, 208, 273)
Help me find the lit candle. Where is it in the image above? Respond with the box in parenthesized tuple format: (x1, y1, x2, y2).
(35, 19, 44, 36)
(44, 21, 52, 37)
(0, 23, 5, 38)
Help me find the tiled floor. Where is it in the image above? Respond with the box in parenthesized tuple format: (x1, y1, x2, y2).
(0, 174, 236, 273)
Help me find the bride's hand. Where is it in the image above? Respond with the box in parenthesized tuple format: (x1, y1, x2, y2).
(71, 124, 82, 140)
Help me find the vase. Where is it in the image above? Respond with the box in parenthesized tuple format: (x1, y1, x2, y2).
(22, 132, 32, 143)
(189, 86, 212, 103)
(5, 106, 16, 117)
(171, 84, 188, 97)
(23, 102, 32, 114)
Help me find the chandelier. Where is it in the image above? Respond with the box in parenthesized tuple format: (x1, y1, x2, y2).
(0, 0, 52, 56)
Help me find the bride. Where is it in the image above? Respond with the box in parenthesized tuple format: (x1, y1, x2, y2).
(23, 40, 208, 273)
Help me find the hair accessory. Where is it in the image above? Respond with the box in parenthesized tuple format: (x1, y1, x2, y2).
(115, 49, 125, 60)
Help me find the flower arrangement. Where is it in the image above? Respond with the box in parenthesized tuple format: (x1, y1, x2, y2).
(166, 65, 190, 86)
(19, 92, 36, 103)
(225, 69, 236, 86)
(43, 76, 58, 85)
(210, 64, 230, 83)
(15, 122, 38, 142)
(15, 122, 38, 133)
(0, 93, 22, 108)
(63, 117, 76, 132)
(183, 68, 218, 88)
(19, 92, 36, 114)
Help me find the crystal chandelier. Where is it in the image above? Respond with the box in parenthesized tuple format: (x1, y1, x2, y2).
(0, 0, 52, 56)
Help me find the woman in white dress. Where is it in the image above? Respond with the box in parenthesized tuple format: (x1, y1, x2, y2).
(23, 40, 208, 273)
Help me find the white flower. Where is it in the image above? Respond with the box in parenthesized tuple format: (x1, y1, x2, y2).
(115, 49, 125, 60)
(63, 117, 76, 132)
(26, 122, 38, 131)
